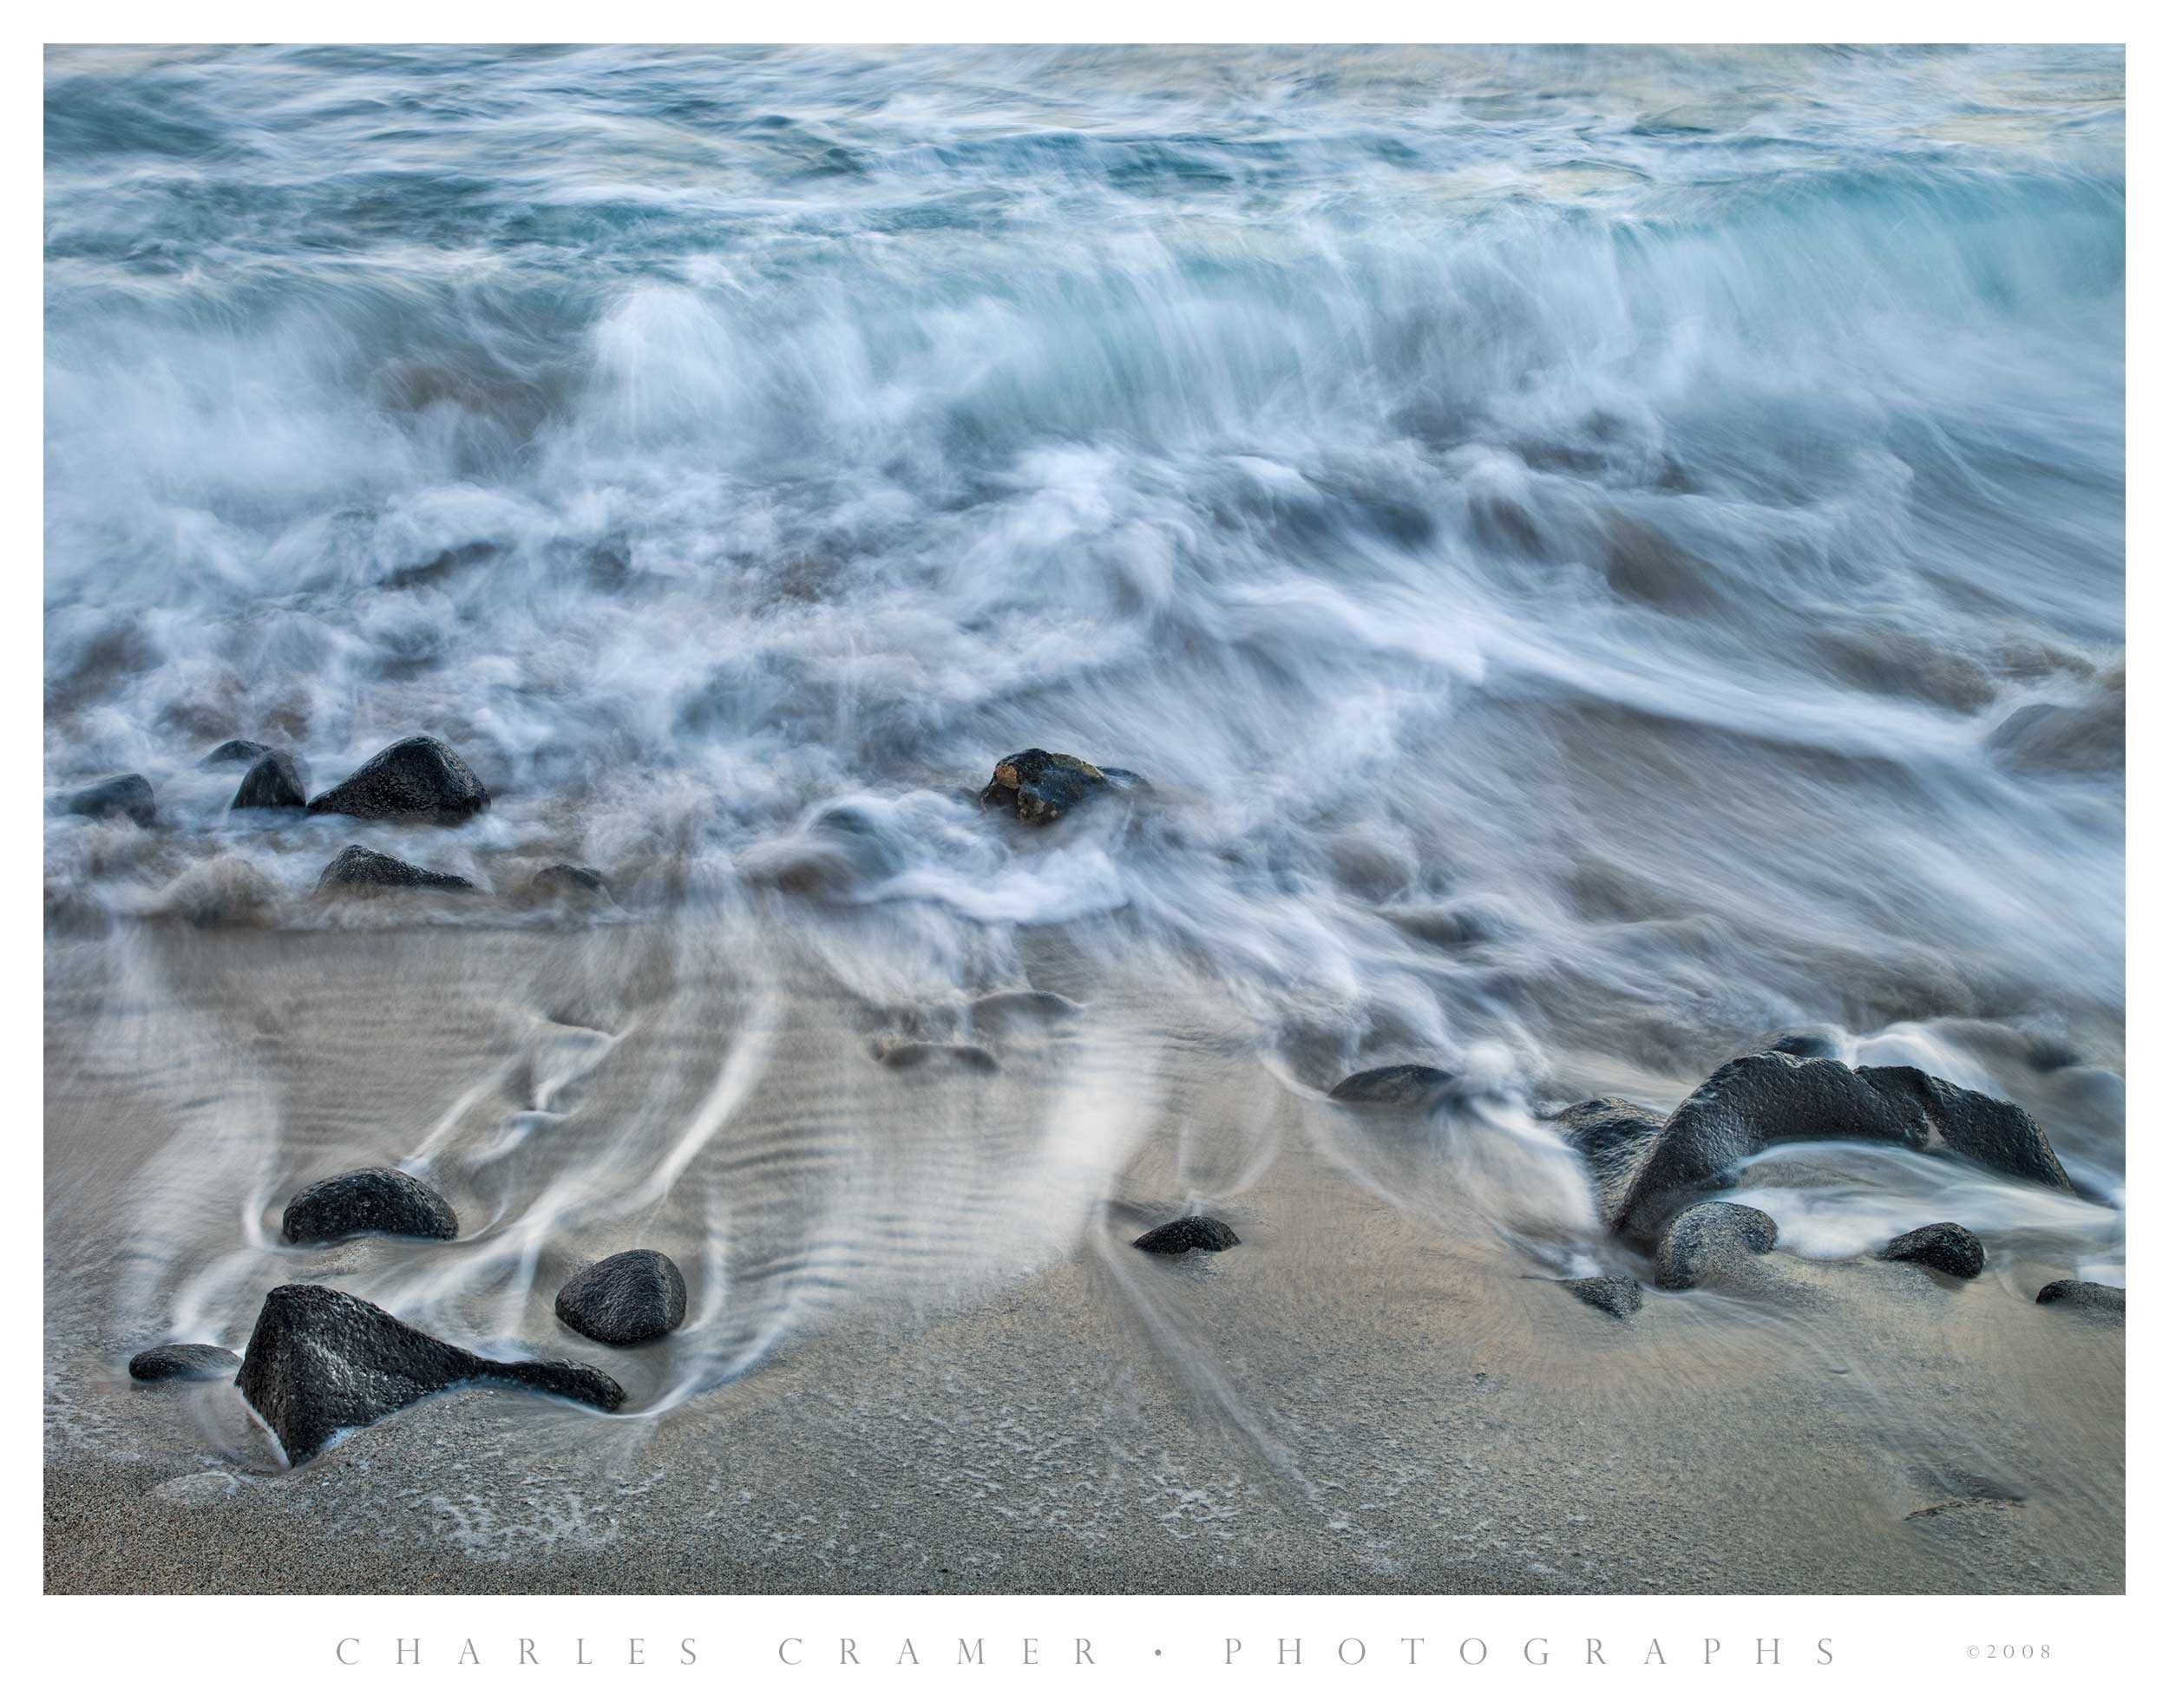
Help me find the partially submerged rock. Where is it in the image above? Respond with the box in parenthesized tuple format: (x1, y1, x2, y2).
(1547, 1096, 1663, 1228)
(128, 1343, 240, 1383)
(307, 735, 488, 825)
(237, 1284, 624, 1463)
(978, 749, 1143, 825)
(148, 855, 277, 928)
(1653, 1201, 1779, 1292)
(528, 863, 609, 900)
(1607, 1052, 2070, 1239)
(1134, 1215, 1241, 1255)
(1754, 1029, 1842, 1061)
(63, 773, 154, 827)
(2035, 1279, 2125, 1319)
(1855, 1063, 2073, 1191)
(231, 749, 309, 811)
(281, 1167, 458, 1244)
(1562, 1275, 1644, 1319)
(874, 1040, 1000, 1073)
(314, 845, 476, 894)
(1883, 1221, 1985, 1279)
(1328, 1063, 1458, 1107)
(967, 989, 1082, 1030)
(1989, 673, 2123, 776)
(554, 1250, 688, 1346)
(202, 739, 272, 768)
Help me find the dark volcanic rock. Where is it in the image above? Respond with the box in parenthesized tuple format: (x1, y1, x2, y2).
(1653, 1201, 1779, 1292)
(1755, 1030, 1842, 1061)
(314, 845, 476, 894)
(1854, 1063, 2073, 1191)
(1883, 1221, 1986, 1279)
(307, 735, 489, 825)
(554, 1250, 688, 1346)
(202, 739, 272, 768)
(128, 1343, 240, 1383)
(529, 863, 608, 898)
(1547, 1096, 1664, 1228)
(237, 1284, 624, 1463)
(1562, 1275, 1644, 1319)
(63, 773, 154, 827)
(1133, 1215, 1241, 1255)
(978, 749, 1141, 825)
(875, 1040, 1001, 1074)
(1328, 1063, 1458, 1107)
(231, 749, 309, 811)
(1609, 1052, 2070, 1239)
(281, 1167, 458, 1244)
(2035, 1279, 2125, 1319)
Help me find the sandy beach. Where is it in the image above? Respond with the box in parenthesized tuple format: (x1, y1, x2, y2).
(43, 45, 2124, 1599)
(44, 919, 2123, 1594)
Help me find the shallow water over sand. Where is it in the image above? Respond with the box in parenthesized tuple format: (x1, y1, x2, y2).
(44, 46, 2123, 1589)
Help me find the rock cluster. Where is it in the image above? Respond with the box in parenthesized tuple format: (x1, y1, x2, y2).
(1552, 1050, 2070, 1240)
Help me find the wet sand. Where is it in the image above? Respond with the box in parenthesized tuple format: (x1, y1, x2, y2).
(44, 921, 2124, 1594)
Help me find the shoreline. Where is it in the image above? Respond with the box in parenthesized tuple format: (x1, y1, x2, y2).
(44, 922, 2124, 1595)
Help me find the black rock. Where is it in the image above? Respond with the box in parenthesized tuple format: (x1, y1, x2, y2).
(1653, 1201, 1779, 1292)
(281, 1167, 458, 1244)
(555, 1250, 688, 1346)
(231, 749, 309, 811)
(1855, 1063, 2073, 1192)
(202, 739, 272, 768)
(875, 1040, 1001, 1073)
(2035, 1279, 2125, 1319)
(307, 735, 489, 825)
(128, 1343, 240, 1383)
(1562, 1275, 1644, 1319)
(978, 749, 1140, 825)
(63, 773, 154, 827)
(1547, 1096, 1665, 1228)
(314, 845, 476, 894)
(1755, 1030, 1843, 1060)
(530, 863, 608, 897)
(1883, 1221, 1985, 1279)
(1133, 1215, 1241, 1255)
(1328, 1063, 1458, 1107)
(1608, 1052, 2071, 1239)
(237, 1284, 624, 1463)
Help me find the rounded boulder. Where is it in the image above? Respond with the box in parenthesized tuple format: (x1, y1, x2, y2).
(555, 1249, 688, 1345)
